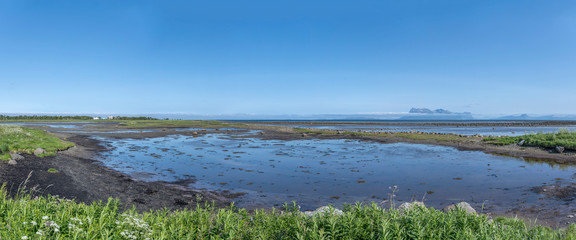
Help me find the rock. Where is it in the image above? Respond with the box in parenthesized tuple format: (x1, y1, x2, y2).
(34, 148, 47, 156)
(303, 206, 344, 217)
(192, 132, 198, 135)
(10, 153, 24, 161)
(301, 133, 308, 137)
(174, 198, 188, 206)
(398, 201, 425, 211)
(556, 146, 565, 153)
(443, 202, 476, 214)
(518, 140, 525, 146)
(259, 132, 265, 135)
(8, 159, 17, 165)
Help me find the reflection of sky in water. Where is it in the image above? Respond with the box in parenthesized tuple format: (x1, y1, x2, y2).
(264, 124, 576, 136)
(95, 133, 576, 212)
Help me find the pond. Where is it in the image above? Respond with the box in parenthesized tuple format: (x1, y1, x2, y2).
(95, 132, 576, 213)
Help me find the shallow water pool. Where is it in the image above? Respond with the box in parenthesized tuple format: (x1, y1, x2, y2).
(95, 133, 576, 212)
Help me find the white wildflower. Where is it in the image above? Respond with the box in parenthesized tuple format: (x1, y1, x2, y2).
(21, 236, 28, 240)
(42, 216, 49, 220)
(31, 221, 37, 225)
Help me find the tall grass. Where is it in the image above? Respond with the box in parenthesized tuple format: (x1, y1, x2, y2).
(0, 125, 75, 161)
(484, 129, 576, 150)
(0, 186, 574, 239)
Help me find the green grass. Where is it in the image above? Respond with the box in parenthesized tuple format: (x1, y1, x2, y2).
(47, 168, 59, 173)
(0, 125, 75, 161)
(0, 187, 574, 239)
(294, 128, 481, 142)
(484, 129, 576, 150)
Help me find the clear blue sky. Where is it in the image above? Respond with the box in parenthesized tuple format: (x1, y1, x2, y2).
(1, 1, 575, 115)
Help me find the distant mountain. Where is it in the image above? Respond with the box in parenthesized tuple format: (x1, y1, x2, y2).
(409, 108, 434, 114)
(496, 114, 576, 121)
(402, 108, 473, 120)
(409, 108, 458, 114)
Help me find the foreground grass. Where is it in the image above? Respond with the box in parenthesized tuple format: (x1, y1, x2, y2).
(0, 126, 75, 161)
(1, 188, 574, 239)
(484, 129, 576, 150)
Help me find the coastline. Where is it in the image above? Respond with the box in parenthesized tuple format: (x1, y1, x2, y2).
(0, 133, 231, 213)
(1, 121, 575, 228)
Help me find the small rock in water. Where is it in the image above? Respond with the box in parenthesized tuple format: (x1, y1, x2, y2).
(556, 146, 565, 153)
(568, 215, 574, 218)
(10, 153, 24, 161)
(34, 148, 47, 156)
(8, 159, 17, 165)
(443, 202, 476, 214)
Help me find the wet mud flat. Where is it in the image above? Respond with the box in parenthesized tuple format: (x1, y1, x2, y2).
(2, 121, 576, 228)
(88, 126, 576, 228)
(0, 132, 232, 213)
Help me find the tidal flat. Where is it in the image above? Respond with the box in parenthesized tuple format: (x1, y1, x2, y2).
(2, 120, 576, 228)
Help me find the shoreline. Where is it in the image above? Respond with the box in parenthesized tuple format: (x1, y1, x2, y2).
(0, 133, 232, 213)
(1, 121, 575, 228)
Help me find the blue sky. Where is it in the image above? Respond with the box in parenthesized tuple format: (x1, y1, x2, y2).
(1, 1, 575, 115)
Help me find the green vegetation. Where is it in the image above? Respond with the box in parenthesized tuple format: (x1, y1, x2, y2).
(294, 128, 481, 142)
(0, 115, 158, 121)
(47, 168, 59, 173)
(118, 120, 242, 129)
(0, 188, 573, 239)
(0, 125, 75, 161)
(0, 115, 94, 121)
(484, 129, 576, 150)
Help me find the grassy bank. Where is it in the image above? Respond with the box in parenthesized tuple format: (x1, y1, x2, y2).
(0, 189, 573, 239)
(484, 129, 576, 150)
(293, 128, 481, 142)
(0, 126, 75, 161)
